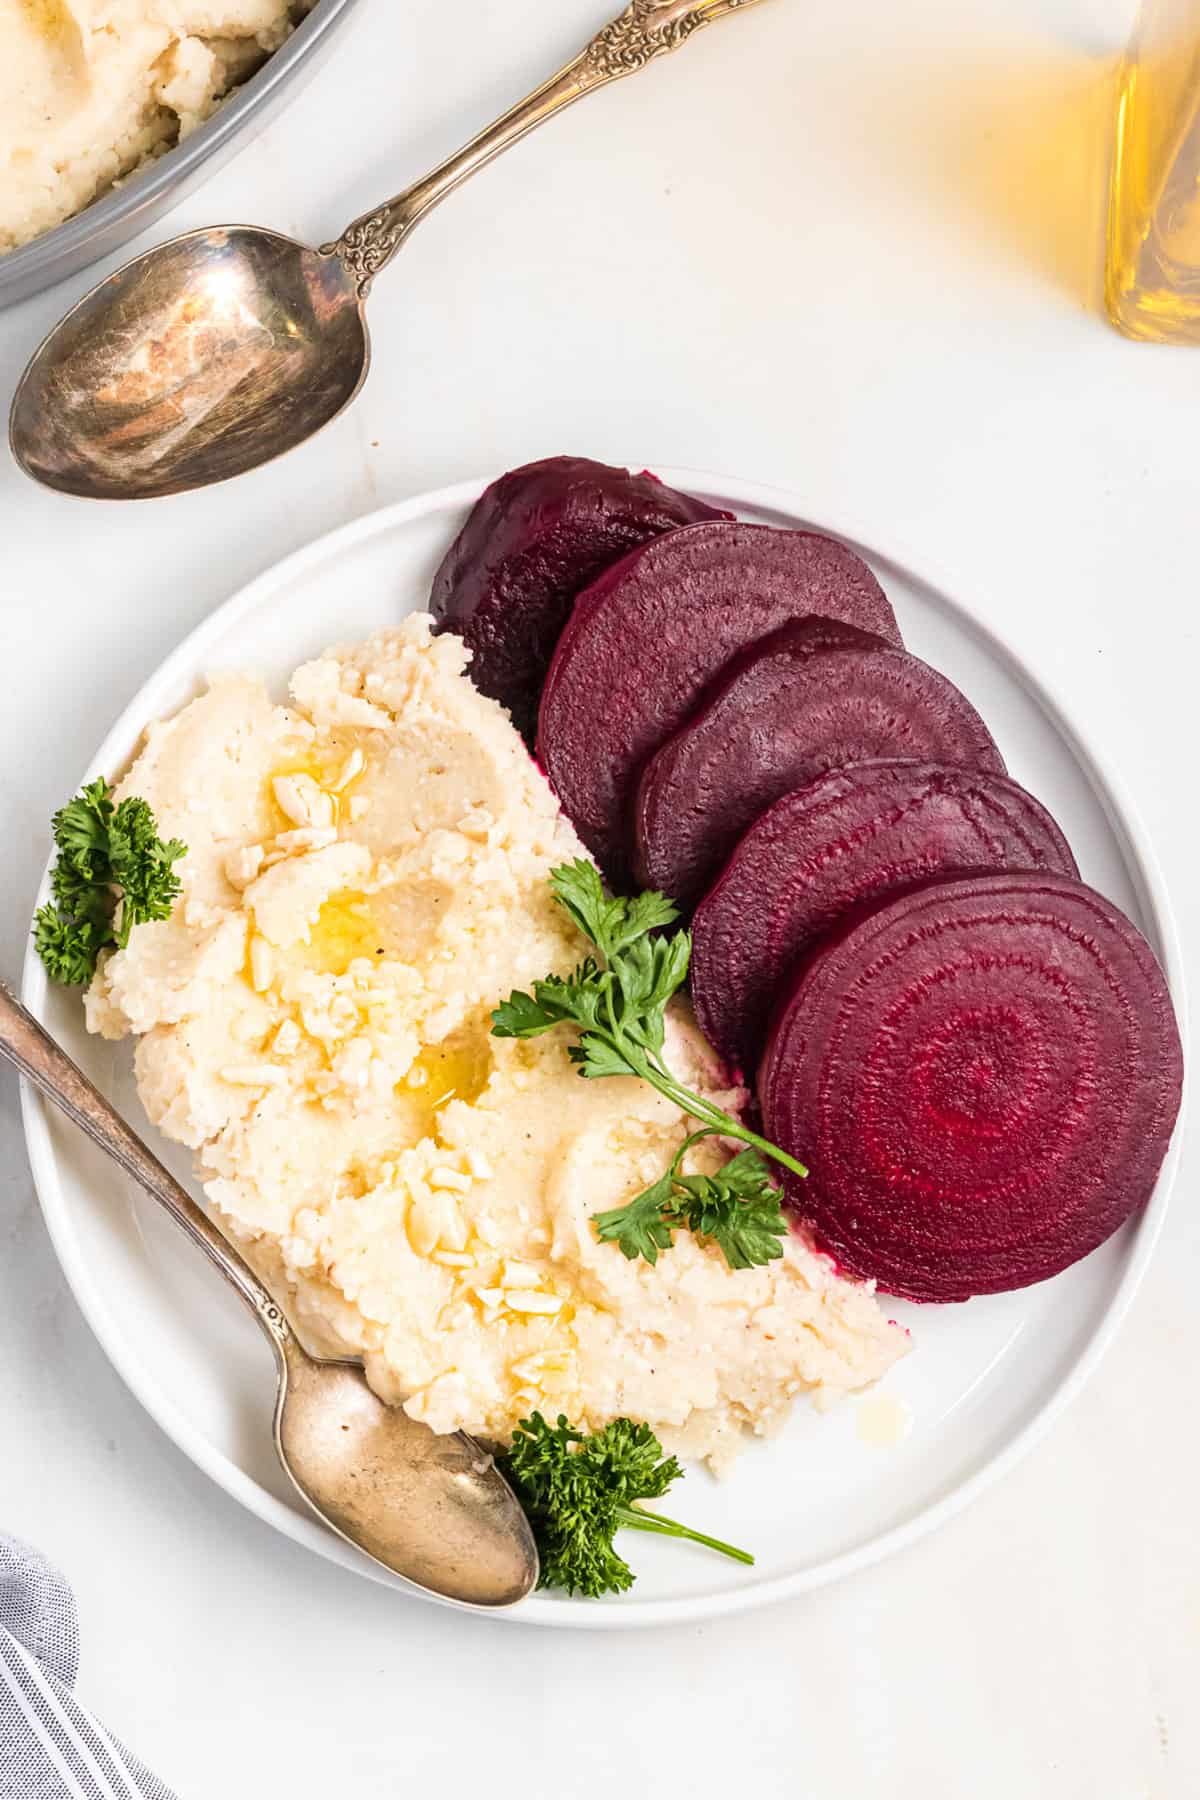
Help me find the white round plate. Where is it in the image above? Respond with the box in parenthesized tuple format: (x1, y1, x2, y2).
(21, 473, 1187, 1629)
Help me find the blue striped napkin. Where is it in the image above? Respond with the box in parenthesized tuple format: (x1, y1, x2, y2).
(1, 1537, 175, 1800)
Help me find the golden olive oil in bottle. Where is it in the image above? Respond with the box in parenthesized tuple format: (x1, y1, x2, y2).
(1107, 0, 1200, 340)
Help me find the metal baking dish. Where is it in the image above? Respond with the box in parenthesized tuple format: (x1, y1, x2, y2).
(0, 0, 363, 311)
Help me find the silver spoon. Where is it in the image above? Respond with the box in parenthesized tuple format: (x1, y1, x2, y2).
(0, 981, 538, 1608)
(9, 0, 764, 501)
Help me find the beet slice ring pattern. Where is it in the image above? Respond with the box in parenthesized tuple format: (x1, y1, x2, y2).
(430, 456, 727, 743)
(632, 625, 1006, 909)
(692, 760, 1077, 1076)
(537, 521, 902, 886)
(759, 872, 1183, 1303)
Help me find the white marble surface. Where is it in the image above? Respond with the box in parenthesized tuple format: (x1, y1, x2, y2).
(2, 0, 1197, 1793)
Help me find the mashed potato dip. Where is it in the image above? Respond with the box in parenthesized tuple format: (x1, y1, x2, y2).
(1, 1, 310, 254)
(86, 618, 906, 1467)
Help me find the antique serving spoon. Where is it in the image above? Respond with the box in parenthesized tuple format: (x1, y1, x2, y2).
(0, 982, 538, 1607)
(10, 0, 765, 500)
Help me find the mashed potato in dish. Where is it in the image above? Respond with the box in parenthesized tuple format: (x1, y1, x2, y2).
(1, 1, 311, 254)
(86, 617, 907, 1467)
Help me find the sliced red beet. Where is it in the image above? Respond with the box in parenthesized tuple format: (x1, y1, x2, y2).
(430, 457, 728, 742)
(692, 761, 1077, 1076)
(538, 522, 902, 884)
(759, 872, 1183, 1302)
(632, 626, 1005, 908)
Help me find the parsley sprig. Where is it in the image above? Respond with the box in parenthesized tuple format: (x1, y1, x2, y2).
(491, 861, 805, 1269)
(501, 1412, 752, 1597)
(34, 779, 186, 986)
(594, 1130, 788, 1268)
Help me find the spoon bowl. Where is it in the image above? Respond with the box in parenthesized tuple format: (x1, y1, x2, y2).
(276, 1338, 535, 1607)
(9, 0, 766, 500)
(10, 228, 368, 500)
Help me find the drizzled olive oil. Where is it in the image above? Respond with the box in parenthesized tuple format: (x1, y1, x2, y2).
(301, 892, 380, 975)
(1107, 0, 1200, 341)
(405, 1037, 492, 1114)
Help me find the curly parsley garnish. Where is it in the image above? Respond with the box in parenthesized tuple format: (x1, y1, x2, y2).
(34, 779, 186, 985)
(492, 860, 805, 1269)
(501, 1412, 752, 1597)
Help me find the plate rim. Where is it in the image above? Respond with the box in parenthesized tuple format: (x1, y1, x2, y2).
(20, 470, 1189, 1629)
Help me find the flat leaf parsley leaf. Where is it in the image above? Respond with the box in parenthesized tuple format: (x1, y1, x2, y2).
(34, 779, 186, 985)
(492, 862, 804, 1269)
(500, 1412, 753, 1598)
(594, 1134, 788, 1270)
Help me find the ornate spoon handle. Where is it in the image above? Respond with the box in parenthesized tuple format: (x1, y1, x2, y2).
(0, 981, 292, 1358)
(326, 0, 766, 293)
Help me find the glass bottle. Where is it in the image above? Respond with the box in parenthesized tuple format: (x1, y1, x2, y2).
(1107, 0, 1200, 342)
